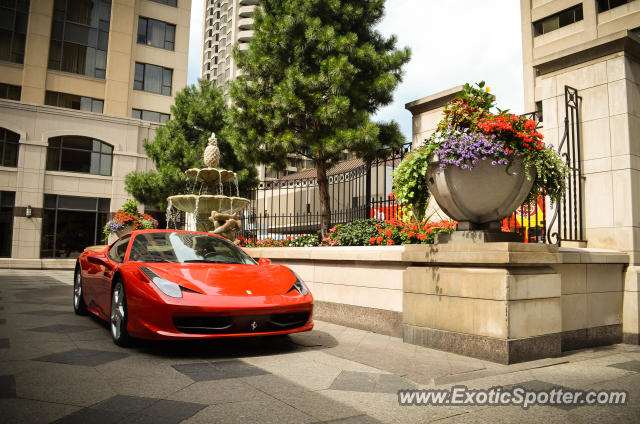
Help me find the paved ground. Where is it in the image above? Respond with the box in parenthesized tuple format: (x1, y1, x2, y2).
(0, 270, 639, 423)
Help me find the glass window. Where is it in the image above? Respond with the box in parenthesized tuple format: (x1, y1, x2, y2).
(0, 0, 30, 64)
(149, 0, 177, 7)
(45, 91, 104, 113)
(46, 136, 113, 176)
(137, 17, 175, 51)
(48, 0, 111, 78)
(0, 191, 15, 257)
(108, 234, 130, 262)
(134, 62, 173, 96)
(40, 194, 110, 258)
(0, 83, 20, 100)
(132, 108, 170, 123)
(597, 0, 634, 12)
(0, 127, 20, 167)
(533, 4, 583, 36)
(129, 232, 255, 264)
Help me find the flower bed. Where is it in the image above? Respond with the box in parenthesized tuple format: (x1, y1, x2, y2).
(236, 218, 456, 248)
(103, 200, 158, 241)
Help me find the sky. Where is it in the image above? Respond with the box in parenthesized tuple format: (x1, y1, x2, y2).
(187, 0, 525, 142)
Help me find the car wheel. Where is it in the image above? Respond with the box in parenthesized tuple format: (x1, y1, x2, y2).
(73, 268, 88, 315)
(110, 280, 131, 346)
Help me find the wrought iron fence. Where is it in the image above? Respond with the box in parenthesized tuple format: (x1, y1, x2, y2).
(241, 144, 411, 239)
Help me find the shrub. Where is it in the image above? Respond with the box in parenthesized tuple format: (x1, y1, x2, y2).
(335, 219, 384, 246)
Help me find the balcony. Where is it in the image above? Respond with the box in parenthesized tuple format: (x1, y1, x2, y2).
(237, 30, 255, 42)
(239, 5, 257, 17)
(238, 18, 254, 30)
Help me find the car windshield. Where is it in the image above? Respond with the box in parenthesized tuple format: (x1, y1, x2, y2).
(128, 232, 256, 265)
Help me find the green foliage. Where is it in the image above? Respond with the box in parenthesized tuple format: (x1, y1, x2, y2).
(125, 79, 258, 210)
(120, 199, 139, 215)
(391, 145, 434, 221)
(524, 145, 569, 204)
(224, 0, 411, 235)
(437, 81, 495, 133)
(333, 219, 384, 246)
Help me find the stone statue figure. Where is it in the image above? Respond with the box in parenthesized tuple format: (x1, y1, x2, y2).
(209, 210, 242, 241)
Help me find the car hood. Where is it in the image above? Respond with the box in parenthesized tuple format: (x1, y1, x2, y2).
(143, 263, 297, 296)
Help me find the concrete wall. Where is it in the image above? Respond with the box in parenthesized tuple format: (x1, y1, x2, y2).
(246, 243, 630, 360)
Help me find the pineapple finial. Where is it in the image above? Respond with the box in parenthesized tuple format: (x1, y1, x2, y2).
(204, 132, 220, 168)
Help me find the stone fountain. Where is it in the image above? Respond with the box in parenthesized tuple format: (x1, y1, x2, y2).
(166, 133, 250, 239)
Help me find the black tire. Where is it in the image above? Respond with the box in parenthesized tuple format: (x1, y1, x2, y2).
(73, 267, 88, 315)
(110, 280, 132, 347)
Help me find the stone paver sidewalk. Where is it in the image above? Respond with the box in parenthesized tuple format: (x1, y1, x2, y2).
(0, 269, 639, 423)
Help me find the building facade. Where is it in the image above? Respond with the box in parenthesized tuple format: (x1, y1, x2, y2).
(0, 0, 191, 266)
(520, 0, 640, 341)
(201, 0, 257, 98)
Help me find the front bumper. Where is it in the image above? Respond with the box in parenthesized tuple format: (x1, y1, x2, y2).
(125, 284, 314, 340)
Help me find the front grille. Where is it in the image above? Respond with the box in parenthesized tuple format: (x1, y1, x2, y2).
(173, 311, 310, 334)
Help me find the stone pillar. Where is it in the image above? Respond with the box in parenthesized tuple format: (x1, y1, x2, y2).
(404, 264, 561, 364)
(402, 242, 626, 364)
(20, 0, 54, 105)
(12, 133, 47, 261)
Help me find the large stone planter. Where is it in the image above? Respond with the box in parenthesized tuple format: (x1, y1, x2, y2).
(428, 157, 534, 233)
(107, 225, 133, 245)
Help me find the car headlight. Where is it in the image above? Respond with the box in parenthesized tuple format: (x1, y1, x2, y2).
(139, 267, 182, 298)
(288, 271, 309, 296)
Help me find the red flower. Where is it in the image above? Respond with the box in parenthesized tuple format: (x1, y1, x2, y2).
(384, 228, 393, 237)
(386, 239, 394, 246)
(376, 236, 383, 244)
(369, 237, 376, 245)
(408, 231, 415, 237)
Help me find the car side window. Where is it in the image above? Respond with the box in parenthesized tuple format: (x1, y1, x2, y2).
(107, 235, 131, 263)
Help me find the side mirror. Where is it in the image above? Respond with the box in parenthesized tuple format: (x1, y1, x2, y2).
(87, 254, 113, 269)
(258, 257, 272, 266)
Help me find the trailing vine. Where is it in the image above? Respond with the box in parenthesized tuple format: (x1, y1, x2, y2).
(391, 144, 435, 221)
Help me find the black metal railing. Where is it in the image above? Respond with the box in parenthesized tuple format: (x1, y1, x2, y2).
(545, 85, 585, 245)
(241, 144, 411, 239)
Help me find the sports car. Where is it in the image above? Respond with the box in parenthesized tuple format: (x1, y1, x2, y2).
(74, 229, 313, 346)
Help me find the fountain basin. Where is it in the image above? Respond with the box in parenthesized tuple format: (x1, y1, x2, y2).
(185, 168, 237, 185)
(168, 195, 250, 215)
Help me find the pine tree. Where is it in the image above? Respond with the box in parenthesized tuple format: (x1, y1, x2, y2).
(125, 79, 258, 210)
(225, 0, 410, 236)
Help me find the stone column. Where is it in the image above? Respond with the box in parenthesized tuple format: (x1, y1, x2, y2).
(402, 242, 627, 364)
(12, 131, 47, 262)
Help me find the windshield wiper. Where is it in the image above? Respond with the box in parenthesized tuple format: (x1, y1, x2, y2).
(140, 259, 176, 263)
(183, 259, 236, 264)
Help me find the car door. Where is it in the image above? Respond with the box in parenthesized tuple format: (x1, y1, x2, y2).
(96, 235, 131, 318)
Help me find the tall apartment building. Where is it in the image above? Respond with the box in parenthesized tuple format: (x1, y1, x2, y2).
(0, 0, 191, 266)
(200, 0, 318, 179)
(201, 0, 257, 98)
(520, 0, 640, 342)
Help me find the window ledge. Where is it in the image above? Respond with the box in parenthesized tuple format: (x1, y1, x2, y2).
(45, 170, 112, 180)
(0, 166, 18, 172)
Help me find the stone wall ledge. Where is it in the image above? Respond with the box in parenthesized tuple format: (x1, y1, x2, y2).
(245, 244, 629, 265)
(0, 258, 76, 269)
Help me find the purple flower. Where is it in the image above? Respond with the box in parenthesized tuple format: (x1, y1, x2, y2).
(433, 129, 512, 172)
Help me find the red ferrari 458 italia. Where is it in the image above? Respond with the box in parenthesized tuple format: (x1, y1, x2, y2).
(74, 229, 313, 346)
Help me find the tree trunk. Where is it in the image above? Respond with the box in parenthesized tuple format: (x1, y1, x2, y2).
(315, 159, 332, 238)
